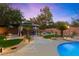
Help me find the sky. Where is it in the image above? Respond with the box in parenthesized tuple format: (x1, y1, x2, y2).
(10, 3, 79, 23)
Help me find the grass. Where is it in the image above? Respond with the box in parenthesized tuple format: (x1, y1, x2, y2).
(0, 36, 23, 48)
(43, 34, 60, 39)
(0, 39, 22, 48)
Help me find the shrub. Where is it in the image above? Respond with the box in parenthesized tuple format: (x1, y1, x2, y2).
(0, 36, 6, 41)
(26, 35, 32, 41)
(43, 33, 61, 39)
(43, 34, 54, 39)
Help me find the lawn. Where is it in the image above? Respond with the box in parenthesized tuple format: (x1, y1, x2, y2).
(0, 36, 23, 48)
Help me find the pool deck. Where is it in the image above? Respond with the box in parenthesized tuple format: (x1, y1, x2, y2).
(1, 35, 69, 56)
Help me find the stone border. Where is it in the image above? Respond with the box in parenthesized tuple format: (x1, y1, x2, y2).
(0, 37, 31, 55)
(51, 37, 75, 41)
(43, 36, 79, 41)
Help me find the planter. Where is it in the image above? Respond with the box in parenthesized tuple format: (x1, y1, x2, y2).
(0, 27, 8, 35)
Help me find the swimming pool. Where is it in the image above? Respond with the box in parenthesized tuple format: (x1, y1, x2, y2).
(57, 41, 79, 56)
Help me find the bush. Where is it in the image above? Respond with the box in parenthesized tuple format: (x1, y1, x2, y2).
(54, 34, 61, 37)
(0, 36, 6, 41)
(43, 34, 54, 39)
(43, 33, 61, 39)
(26, 35, 32, 41)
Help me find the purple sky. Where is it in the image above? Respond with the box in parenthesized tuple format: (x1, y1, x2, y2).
(10, 3, 79, 23)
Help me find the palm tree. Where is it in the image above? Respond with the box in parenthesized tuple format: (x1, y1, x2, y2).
(55, 21, 70, 37)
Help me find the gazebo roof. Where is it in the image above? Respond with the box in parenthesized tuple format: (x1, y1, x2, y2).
(32, 24, 39, 27)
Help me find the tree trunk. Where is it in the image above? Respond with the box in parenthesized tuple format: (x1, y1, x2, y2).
(60, 30, 64, 37)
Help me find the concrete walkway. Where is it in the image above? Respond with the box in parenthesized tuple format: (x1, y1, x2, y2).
(2, 36, 68, 56)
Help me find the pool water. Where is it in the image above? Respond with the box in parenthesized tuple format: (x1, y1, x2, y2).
(57, 41, 79, 56)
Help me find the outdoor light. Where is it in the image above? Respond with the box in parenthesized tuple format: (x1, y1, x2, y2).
(67, 26, 70, 29)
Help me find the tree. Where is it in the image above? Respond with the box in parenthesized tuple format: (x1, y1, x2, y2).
(0, 4, 24, 35)
(30, 6, 54, 32)
(37, 6, 54, 30)
(0, 4, 23, 28)
(71, 18, 79, 27)
(23, 20, 32, 35)
(0, 3, 24, 53)
(40, 6, 53, 25)
(31, 6, 54, 29)
(39, 24, 47, 30)
(71, 9, 79, 27)
(0, 4, 10, 26)
(55, 21, 70, 37)
(8, 10, 23, 28)
(40, 6, 52, 21)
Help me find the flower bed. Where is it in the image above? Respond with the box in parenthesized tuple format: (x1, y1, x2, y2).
(0, 39, 23, 48)
(0, 36, 23, 48)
